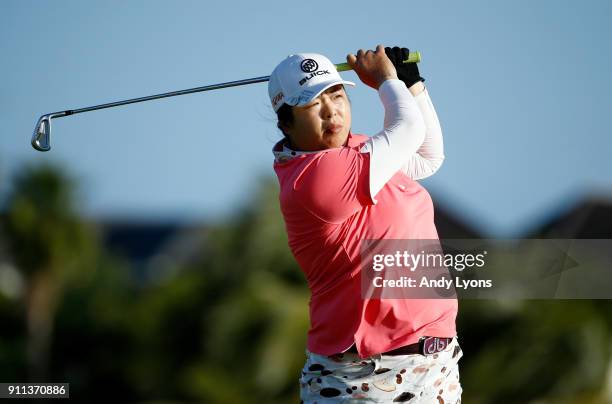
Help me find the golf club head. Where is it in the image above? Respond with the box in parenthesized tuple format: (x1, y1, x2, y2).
(32, 115, 51, 151)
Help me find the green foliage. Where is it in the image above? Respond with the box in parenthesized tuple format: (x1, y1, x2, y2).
(459, 300, 612, 403)
(1, 162, 98, 281)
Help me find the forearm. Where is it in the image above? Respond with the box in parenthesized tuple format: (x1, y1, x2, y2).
(401, 87, 445, 180)
(359, 79, 426, 200)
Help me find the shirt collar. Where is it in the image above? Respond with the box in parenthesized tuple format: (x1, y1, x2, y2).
(272, 133, 358, 164)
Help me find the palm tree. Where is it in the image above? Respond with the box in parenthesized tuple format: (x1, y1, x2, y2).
(1, 163, 99, 381)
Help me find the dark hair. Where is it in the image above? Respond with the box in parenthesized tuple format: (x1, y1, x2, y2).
(276, 103, 293, 139)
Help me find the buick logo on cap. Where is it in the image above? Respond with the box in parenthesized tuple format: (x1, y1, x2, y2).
(300, 59, 318, 73)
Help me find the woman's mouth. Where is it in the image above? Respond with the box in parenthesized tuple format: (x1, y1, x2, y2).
(324, 124, 343, 135)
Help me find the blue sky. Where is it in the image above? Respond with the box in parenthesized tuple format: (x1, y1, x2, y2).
(1, 0, 611, 237)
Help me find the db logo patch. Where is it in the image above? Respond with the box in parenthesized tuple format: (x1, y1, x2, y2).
(300, 59, 318, 73)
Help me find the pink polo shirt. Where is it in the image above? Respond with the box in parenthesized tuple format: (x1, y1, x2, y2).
(273, 133, 457, 359)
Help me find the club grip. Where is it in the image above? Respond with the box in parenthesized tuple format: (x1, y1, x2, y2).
(335, 51, 421, 72)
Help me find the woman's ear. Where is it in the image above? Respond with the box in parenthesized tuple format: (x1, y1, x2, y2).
(278, 121, 291, 138)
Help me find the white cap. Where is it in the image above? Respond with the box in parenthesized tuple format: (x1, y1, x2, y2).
(268, 53, 356, 112)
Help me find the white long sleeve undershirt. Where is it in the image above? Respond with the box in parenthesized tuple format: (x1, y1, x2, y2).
(359, 79, 445, 202)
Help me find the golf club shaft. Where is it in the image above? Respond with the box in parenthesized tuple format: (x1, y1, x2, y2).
(48, 52, 421, 117)
(32, 51, 421, 151)
(55, 76, 273, 118)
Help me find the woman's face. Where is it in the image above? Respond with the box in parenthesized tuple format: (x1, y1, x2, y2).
(282, 84, 352, 151)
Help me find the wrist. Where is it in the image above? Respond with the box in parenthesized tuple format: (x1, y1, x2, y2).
(408, 81, 425, 96)
(376, 74, 398, 89)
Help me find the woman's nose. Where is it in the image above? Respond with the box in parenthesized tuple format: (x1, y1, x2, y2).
(320, 97, 337, 118)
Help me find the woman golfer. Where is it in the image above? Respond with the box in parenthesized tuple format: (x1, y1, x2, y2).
(269, 45, 462, 403)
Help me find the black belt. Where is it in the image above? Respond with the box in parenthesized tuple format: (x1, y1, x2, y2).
(343, 337, 453, 356)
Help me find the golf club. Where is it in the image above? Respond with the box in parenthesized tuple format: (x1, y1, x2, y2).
(31, 52, 421, 152)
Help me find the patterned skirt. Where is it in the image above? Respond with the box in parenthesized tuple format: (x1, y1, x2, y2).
(299, 336, 463, 403)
